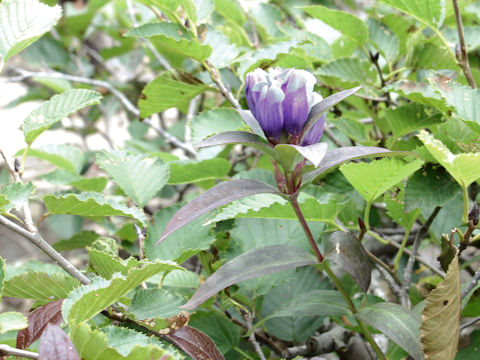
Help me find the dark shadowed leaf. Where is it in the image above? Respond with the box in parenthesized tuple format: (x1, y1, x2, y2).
(302, 147, 411, 186)
(197, 131, 277, 160)
(17, 299, 64, 349)
(157, 179, 282, 243)
(164, 326, 224, 360)
(326, 232, 371, 292)
(181, 245, 318, 310)
(38, 324, 79, 360)
(237, 109, 266, 139)
(355, 302, 423, 360)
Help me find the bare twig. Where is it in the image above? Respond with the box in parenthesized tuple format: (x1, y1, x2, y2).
(462, 267, 480, 300)
(461, 315, 480, 330)
(203, 60, 241, 110)
(143, 118, 196, 156)
(0, 344, 39, 359)
(452, 0, 477, 88)
(323, 126, 348, 148)
(243, 312, 266, 360)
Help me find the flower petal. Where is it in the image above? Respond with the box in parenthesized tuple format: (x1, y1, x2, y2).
(256, 85, 285, 140)
(301, 113, 326, 146)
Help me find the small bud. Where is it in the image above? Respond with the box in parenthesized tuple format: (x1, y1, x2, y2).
(14, 158, 20, 173)
(358, 217, 366, 232)
(469, 202, 479, 226)
(369, 51, 379, 62)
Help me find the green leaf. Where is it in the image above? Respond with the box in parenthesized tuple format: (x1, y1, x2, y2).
(367, 18, 399, 62)
(380, 0, 445, 29)
(3, 271, 79, 301)
(418, 130, 480, 188)
(124, 22, 211, 61)
(25, 144, 85, 174)
(53, 231, 100, 251)
(168, 158, 230, 184)
(96, 150, 169, 207)
(145, 205, 215, 264)
(301, 5, 368, 45)
(203, 25, 239, 68)
(22, 89, 103, 144)
(163, 269, 200, 289)
(129, 288, 186, 320)
(62, 261, 183, 323)
(316, 57, 378, 87)
(214, 0, 245, 26)
(355, 302, 423, 360)
(0, 0, 62, 66)
(421, 252, 461, 360)
(0, 312, 28, 334)
(456, 330, 480, 360)
(0, 182, 35, 213)
(385, 187, 420, 229)
(70, 177, 108, 192)
(87, 248, 133, 279)
(340, 158, 423, 203)
(189, 108, 246, 145)
(44, 192, 147, 225)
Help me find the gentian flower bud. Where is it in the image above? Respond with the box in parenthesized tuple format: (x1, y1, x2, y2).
(245, 68, 325, 146)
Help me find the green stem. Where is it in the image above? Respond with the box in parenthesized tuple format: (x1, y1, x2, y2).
(394, 225, 414, 271)
(462, 185, 469, 224)
(289, 195, 386, 360)
(364, 200, 372, 230)
(21, 144, 30, 175)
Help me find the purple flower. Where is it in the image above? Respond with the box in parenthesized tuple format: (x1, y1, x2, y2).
(245, 68, 326, 146)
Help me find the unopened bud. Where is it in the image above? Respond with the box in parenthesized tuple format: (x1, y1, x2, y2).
(469, 202, 479, 226)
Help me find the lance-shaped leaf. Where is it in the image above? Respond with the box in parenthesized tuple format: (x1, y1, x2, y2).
(326, 232, 371, 292)
(355, 302, 423, 360)
(237, 109, 266, 139)
(165, 326, 224, 360)
(17, 299, 64, 349)
(197, 131, 277, 160)
(421, 250, 460, 360)
(302, 147, 412, 186)
(276, 143, 328, 169)
(181, 245, 318, 310)
(157, 179, 282, 243)
(39, 324, 80, 360)
(300, 86, 361, 143)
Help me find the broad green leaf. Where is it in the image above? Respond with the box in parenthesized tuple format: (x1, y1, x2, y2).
(96, 150, 169, 207)
(383, 104, 444, 139)
(252, 290, 351, 332)
(124, 22, 211, 61)
(418, 130, 480, 188)
(203, 25, 239, 68)
(145, 205, 215, 264)
(421, 252, 461, 360)
(316, 57, 378, 87)
(189, 108, 246, 145)
(214, 0, 245, 26)
(0, 0, 62, 66)
(413, 42, 457, 70)
(355, 302, 423, 360)
(22, 89, 102, 144)
(168, 158, 230, 184)
(0, 312, 27, 334)
(139, 73, 210, 118)
(250, 3, 284, 39)
(380, 0, 445, 29)
(25, 144, 85, 174)
(301, 5, 368, 45)
(367, 18, 399, 62)
(44, 192, 147, 225)
(0, 182, 35, 213)
(129, 288, 186, 320)
(0, 257, 4, 300)
(87, 249, 134, 279)
(53, 231, 100, 251)
(62, 261, 183, 323)
(163, 269, 200, 289)
(181, 245, 319, 309)
(3, 271, 79, 301)
(340, 158, 423, 203)
(385, 186, 420, 229)
(444, 26, 480, 52)
(70, 177, 108, 192)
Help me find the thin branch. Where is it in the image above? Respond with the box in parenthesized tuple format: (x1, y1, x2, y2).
(462, 267, 480, 300)
(203, 60, 241, 110)
(323, 127, 348, 148)
(452, 0, 477, 88)
(143, 118, 196, 156)
(0, 344, 39, 359)
(461, 315, 480, 330)
(243, 312, 266, 360)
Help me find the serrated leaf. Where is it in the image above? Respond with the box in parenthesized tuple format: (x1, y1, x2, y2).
(301, 5, 368, 45)
(163, 269, 200, 289)
(189, 108, 246, 145)
(139, 73, 209, 118)
(26, 144, 85, 174)
(418, 130, 480, 188)
(17, 299, 64, 349)
(316, 57, 378, 87)
(326, 232, 371, 292)
(386, 80, 451, 112)
(165, 326, 224, 360)
(70, 177, 108, 192)
(39, 324, 80, 360)
(385, 186, 420, 229)
(3, 271, 79, 301)
(53, 231, 99, 251)
(384, 104, 444, 139)
(181, 245, 318, 310)
(96, 150, 169, 207)
(124, 21, 211, 61)
(355, 302, 423, 360)
(23, 89, 102, 144)
(341, 158, 423, 204)
(421, 251, 460, 360)
(168, 158, 231, 184)
(0, 312, 27, 334)
(380, 0, 445, 29)
(44, 192, 147, 225)
(87, 249, 133, 279)
(0, 182, 35, 213)
(0, 0, 62, 65)
(157, 179, 281, 243)
(203, 25, 239, 68)
(129, 288, 186, 320)
(62, 261, 182, 323)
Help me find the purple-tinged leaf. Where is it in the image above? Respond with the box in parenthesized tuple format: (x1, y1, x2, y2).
(165, 326, 224, 360)
(237, 109, 266, 139)
(197, 131, 277, 160)
(17, 299, 64, 350)
(157, 179, 282, 244)
(326, 232, 371, 292)
(302, 147, 414, 185)
(38, 324, 79, 360)
(300, 86, 361, 143)
(181, 245, 318, 310)
(289, 142, 328, 168)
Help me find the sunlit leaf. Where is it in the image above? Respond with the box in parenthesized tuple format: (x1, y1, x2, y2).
(0, 312, 27, 334)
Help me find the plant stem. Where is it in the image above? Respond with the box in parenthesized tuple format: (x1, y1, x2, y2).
(0, 344, 39, 359)
(289, 195, 386, 360)
(462, 185, 470, 224)
(393, 223, 414, 271)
